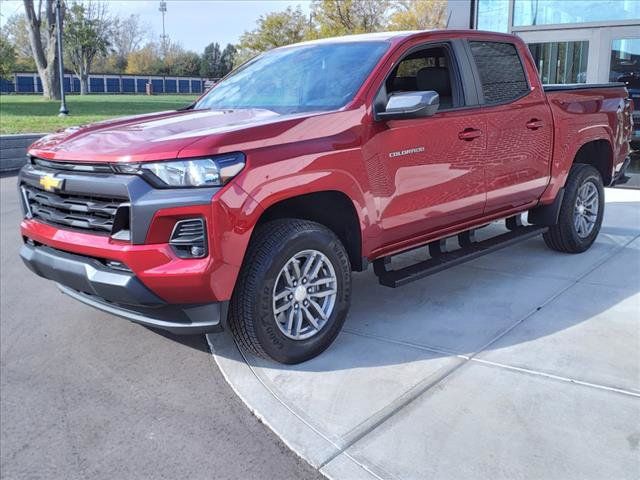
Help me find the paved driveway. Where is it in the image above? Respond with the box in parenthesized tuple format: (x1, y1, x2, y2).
(0, 175, 321, 480)
(209, 187, 640, 480)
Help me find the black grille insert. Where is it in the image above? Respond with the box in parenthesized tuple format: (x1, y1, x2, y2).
(169, 218, 207, 258)
(22, 184, 128, 235)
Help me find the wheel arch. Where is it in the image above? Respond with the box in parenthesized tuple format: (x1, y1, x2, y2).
(572, 139, 614, 186)
(255, 190, 366, 271)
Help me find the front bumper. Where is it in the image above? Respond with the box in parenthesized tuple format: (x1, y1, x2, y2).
(20, 243, 225, 334)
(17, 162, 249, 304)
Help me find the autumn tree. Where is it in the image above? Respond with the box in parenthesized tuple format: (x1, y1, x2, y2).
(388, 0, 447, 30)
(235, 7, 309, 65)
(23, 0, 62, 99)
(125, 42, 161, 75)
(64, 1, 112, 95)
(311, 0, 391, 37)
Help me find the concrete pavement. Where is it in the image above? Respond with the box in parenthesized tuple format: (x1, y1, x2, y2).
(0, 175, 322, 480)
(208, 187, 640, 480)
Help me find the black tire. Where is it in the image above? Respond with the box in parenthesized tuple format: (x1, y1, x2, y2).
(228, 219, 351, 364)
(543, 164, 604, 253)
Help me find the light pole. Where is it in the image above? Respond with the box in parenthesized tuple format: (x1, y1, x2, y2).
(56, 0, 68, 116)
(159, 1, 168, 55)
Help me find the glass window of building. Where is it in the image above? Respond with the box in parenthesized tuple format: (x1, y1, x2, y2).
(528, 41, 589, 84)
(514, 0, 640, 27)
(469, 41, 530, 103)
(610, 38, 640, 86)
(610, 38, 640, 118)
(476, 0, 510, 33)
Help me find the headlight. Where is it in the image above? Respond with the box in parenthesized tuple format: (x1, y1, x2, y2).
(115, 153, 245, 188)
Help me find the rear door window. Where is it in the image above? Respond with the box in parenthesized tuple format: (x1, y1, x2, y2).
(469, 41, 529, 104)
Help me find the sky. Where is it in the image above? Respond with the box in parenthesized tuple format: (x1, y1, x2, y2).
(0, 0, 312, 52)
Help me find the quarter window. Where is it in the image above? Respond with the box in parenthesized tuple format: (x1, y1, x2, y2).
(469, 41, 529, 104)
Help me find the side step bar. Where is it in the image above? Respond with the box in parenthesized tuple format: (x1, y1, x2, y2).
(374, 224, 548, 288)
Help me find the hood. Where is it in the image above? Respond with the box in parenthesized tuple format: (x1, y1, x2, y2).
(28, 108, 283, 163)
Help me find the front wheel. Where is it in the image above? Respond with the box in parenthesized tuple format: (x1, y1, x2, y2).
(543, 164, 604, 253)
(229, 219, 351, 364)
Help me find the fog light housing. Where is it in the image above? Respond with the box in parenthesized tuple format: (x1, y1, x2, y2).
(170, 218, 208, 258)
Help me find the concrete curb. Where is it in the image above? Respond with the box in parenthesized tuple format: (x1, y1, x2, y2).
(0, 134, 44, 172)
(207, 333, 378, 479)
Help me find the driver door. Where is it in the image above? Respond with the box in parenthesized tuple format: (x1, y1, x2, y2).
(363, 42, 487, 248)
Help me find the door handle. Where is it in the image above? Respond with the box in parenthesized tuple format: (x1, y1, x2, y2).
(458, 128, 482, 141)
(526, 119, 544, 130)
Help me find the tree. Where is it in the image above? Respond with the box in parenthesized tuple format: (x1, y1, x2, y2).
(220, 44, 237, 76)
(23, 0, 62, 100)
(64, 1, 112, 95)
(110, 14, 146, 72)
(311, 0, 391, 37)
(174, 50, 201, 76)
(388, 0, 447, 30)
(162, 42, 200, 76)
(200, 42, 222, 78)
(124, 42, 161, 75)
(3, 13, 36, 70)
(235, 7, 309, 65)
(0, 32, 17, 80)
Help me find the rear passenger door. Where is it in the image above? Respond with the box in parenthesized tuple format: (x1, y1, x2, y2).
(466, 40, 553, 214)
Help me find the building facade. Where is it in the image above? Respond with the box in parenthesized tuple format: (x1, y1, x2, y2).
(447, 0, 639, 85)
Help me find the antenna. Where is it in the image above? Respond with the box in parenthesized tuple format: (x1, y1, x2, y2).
(159, 1, 168, 54)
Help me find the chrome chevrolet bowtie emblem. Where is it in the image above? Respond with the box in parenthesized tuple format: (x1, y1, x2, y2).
(39, 174, 64, 192)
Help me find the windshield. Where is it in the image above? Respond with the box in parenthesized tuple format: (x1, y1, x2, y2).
(194, 41, 389, 114)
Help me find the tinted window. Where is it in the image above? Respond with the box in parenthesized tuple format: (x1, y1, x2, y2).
(195, 41, 389, 114)
(470, 41, 529, 104)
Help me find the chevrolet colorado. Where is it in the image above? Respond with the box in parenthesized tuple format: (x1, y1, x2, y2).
(19, 31, 633, 364)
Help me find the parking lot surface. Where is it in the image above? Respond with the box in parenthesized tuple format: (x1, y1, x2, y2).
(0, 175, 321, 480)
(209, 187, 640, 480)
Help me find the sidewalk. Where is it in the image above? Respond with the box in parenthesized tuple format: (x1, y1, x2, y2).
(208, 187, 640, 480)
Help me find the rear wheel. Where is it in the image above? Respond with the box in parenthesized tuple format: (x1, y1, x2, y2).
(229, 219, 351, 364)
(543, 164, 604, 253)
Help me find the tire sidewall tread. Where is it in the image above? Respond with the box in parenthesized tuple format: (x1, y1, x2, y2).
(544, 164, 605, 253)
(229, 219, 351, 364)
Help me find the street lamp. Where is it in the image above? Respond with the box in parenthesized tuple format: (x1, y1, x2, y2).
(56, 0, 68, 116)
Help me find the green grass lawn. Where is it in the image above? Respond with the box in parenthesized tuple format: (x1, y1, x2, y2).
(0, 94, 198, 134)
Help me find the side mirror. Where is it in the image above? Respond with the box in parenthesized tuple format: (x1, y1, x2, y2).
(376, 91, 440, 121)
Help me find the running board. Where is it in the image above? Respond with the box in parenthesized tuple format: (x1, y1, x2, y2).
(374, 225, 548, 288)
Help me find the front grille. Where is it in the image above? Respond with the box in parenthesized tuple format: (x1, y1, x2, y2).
(22, 184, 127, 235)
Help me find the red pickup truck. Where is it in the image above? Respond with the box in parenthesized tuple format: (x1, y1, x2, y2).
(19, 31, 633, 364)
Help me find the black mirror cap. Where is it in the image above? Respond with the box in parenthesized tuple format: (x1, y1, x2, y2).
(376, 91, 440, 121)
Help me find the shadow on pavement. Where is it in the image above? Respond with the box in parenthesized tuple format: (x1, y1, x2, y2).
(144, 327, 211, 354)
